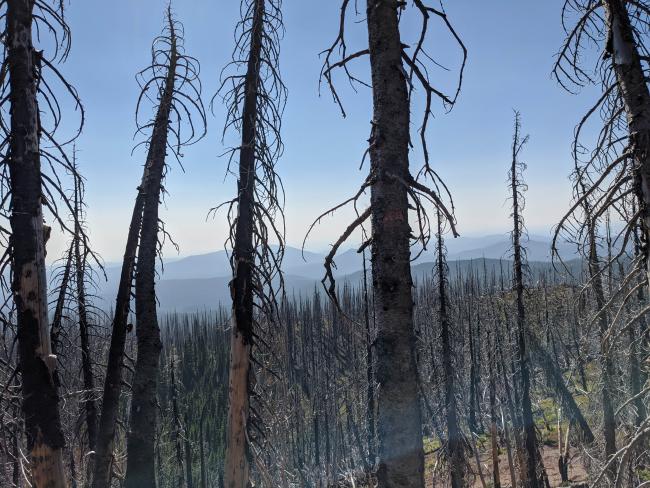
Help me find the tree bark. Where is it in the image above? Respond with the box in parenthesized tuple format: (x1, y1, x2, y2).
(124, 25, 178, 488)
(437, 215, 464, 488)
(73, 178, 98, 453)
(362, 251, 376, 470)
(50, 242, 73, 356)
(184, 413, 194, 488)
(488, 329, 501, 488)
(601, 0, 650, 293)
(509, 116, 541, 488)
(223, 1, 264, 487)
(6, 1, 67, 486)
(366, 2, 425, 487)
(92, 184, 145, 488)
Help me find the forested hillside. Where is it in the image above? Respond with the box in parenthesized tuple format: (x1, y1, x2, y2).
(1, 1, 650, 488)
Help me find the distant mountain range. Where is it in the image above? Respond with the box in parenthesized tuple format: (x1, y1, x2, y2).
(86, 234, 580, 312)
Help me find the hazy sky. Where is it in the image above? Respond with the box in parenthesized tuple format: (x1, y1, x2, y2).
(44, 1, 601, 262)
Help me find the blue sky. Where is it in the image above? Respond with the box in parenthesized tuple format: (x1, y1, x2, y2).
(45, 0, 601, 261)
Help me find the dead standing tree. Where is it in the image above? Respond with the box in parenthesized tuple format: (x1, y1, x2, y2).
(313, 1, 466, 486)
(71, 157, 99, 457)
(552, 0, 650, 480)
(125, 10, 206, 488)
(49, 148, 104, 463)
(93, 9, 205, 488)
(507, 113, 545, 488)
(0, 0, 85, 486)
(216, 0, 286, 486)
(435, 209, 466, 488)
(553, 0, 650, 306)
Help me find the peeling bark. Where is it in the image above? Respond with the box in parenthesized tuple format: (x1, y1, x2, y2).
(6, 0, 67, 486)
(223, 1, 264, 487)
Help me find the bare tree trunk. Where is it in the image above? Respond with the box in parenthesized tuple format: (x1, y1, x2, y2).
(92, 183, 145, 488)
(124, 20, 178, 488)
(509, 113, 541, 488)
(586, 222, 618, 474)
(6, 1, 67, 486)
(366, 2, 424, 486)
(488, 328, 501, 488)
(73, 173, 98, 453)
(50, 242, 73, 356)
(199, 405, 208, 488)
(601, 0, 650, 289)
(94, 6, 206, 484)
(184, 413, 194, 488)
(501, 407, 517, 488)
(362, 250, 376, 471)
(223, 1, 264, 487)
(171, 359, 186, 488)
(437, 213, 464, 488)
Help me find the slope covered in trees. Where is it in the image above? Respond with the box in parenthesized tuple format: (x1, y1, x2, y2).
(1, 1, 650, 488)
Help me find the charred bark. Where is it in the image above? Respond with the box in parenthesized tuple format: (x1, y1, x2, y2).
(92, 182, 146, 488)
(601, 0, 650, 291)
(223, 2, 263, 486)
(437, 212, 465, 488)
(508, 113, 542, 488)
(73, 171, 98, 453)
(366, 2, 425, 486)
(6, 0, 66, 485)
(221, 0, 285, 484)
(124, 16, 178, 488)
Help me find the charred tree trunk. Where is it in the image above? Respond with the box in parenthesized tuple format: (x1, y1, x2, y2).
(200, 405, 207, 488)
(362, 250, 376, 470)
(73, 173, 98, 453)
(170, 359, 186, 488)
(6, 1, 67, 486)
(184, 413, 194, 488)
(124, 20, 178, 488)
(94, 7, 206, 485)
(487, 327, 501, 488)
(509, 114, 541, 488)
(437, 212, 464, 488)
(223, 2, 264, 487)
(50, 242, 73, 356)
(92, 182, 145, 488)
(601, 0, 650, 293)
(586, 221, 618, 473)
(366, 2, 425, 486)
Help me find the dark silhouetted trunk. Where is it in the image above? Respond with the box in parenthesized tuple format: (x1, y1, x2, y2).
(437, 213, 464, 488)
(50, 242, 73, 356)
(488, 327, 501, 488)
(366, 2, 424, 486)
(124, 23, 178, 488)
(509, 114, 541, 488)
(73, 175, 98, 453)
(601, 0, 650, 291)
(223, 1, 264, 487)
(184, 413, 194, 488)
(170, 359, 186, 488)
(200, 405, 208, 488)
(362, 250, 376, 470)
(92, 183, 145, 488)
(7, 0, 67, 485)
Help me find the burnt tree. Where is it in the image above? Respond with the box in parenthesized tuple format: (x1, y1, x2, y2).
(217, 0, 285, 486)
(123, 9, 205, 488)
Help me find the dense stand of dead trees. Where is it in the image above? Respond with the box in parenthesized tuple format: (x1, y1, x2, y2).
(3, 1, 650, 488)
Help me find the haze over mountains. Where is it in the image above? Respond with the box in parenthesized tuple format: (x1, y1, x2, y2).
(90, 234, 579, 312)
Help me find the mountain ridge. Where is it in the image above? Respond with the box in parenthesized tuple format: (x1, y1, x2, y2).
(83, 235, 580, 312)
